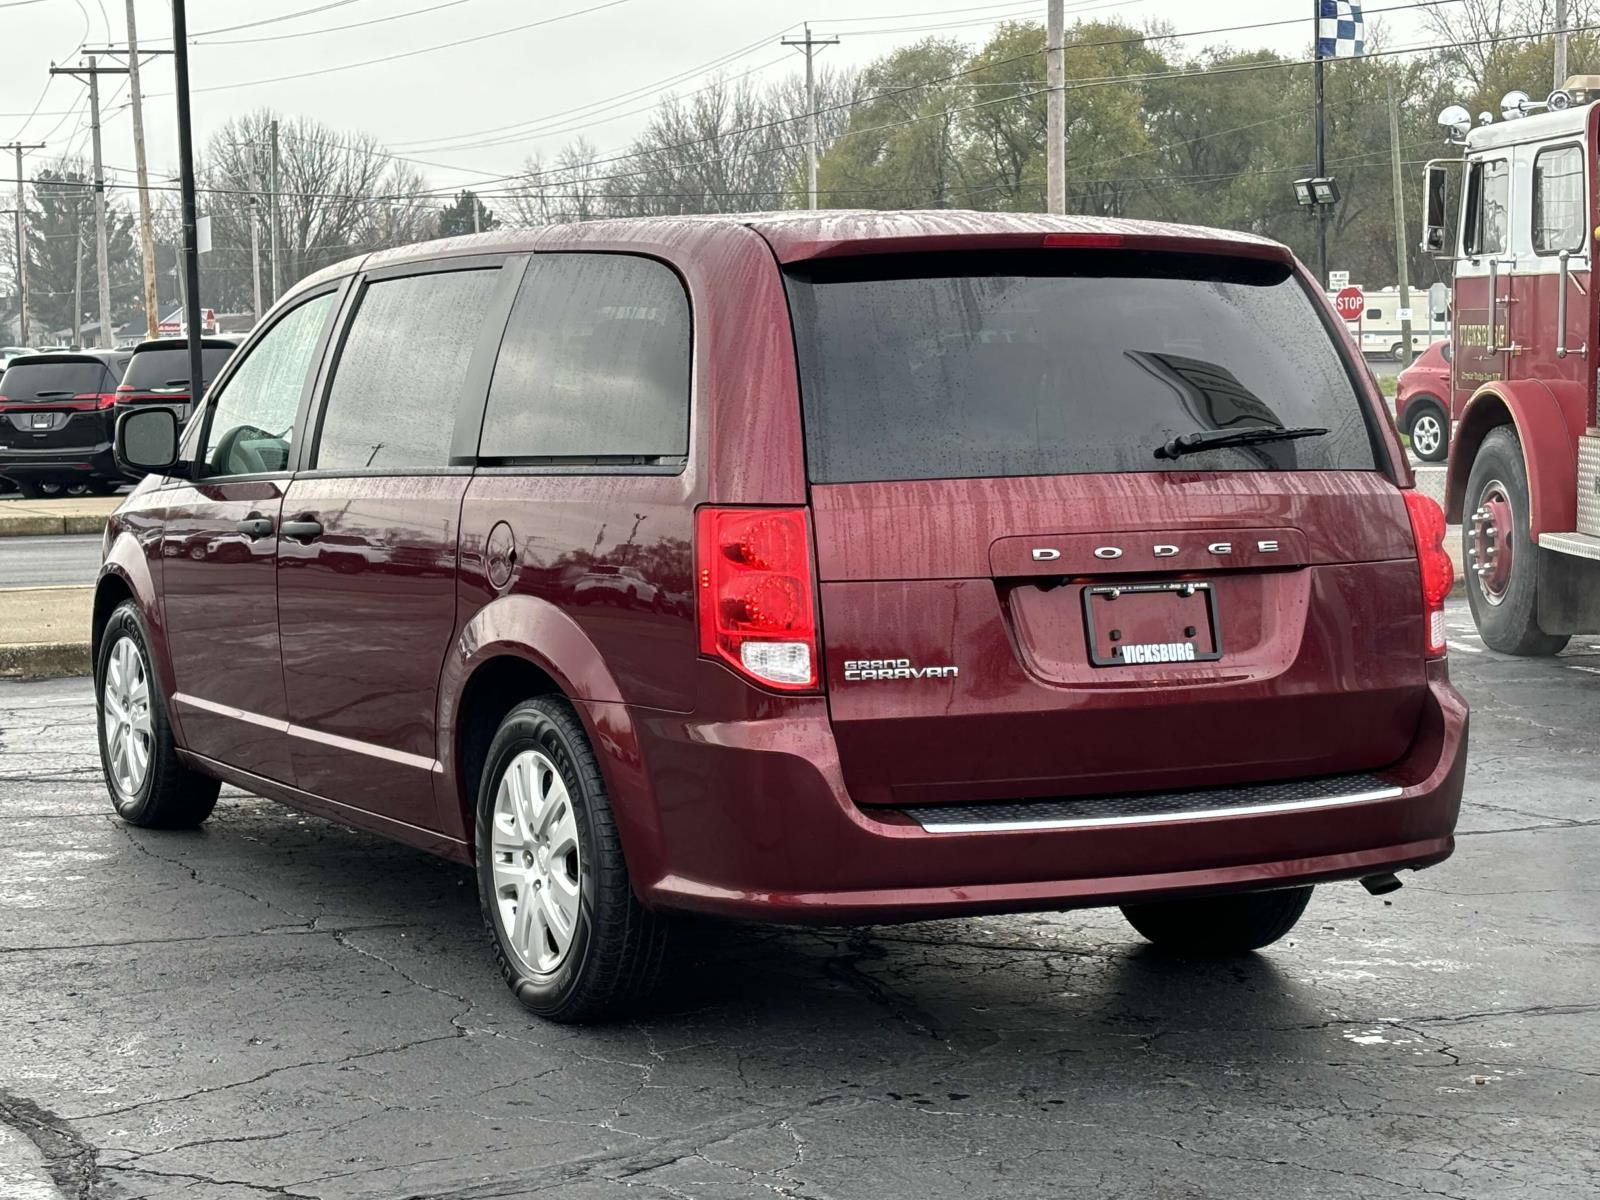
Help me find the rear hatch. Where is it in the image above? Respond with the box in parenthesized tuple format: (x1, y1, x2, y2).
(0, 356, 119, 453)
(783, 245, 1423, 809)
(115, 342, 236, 423)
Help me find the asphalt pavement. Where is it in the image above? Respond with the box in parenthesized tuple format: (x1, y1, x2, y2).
(0, 596, 1596, 1199)
(0, 535, 102, 588)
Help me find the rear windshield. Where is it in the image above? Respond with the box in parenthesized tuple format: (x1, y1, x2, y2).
(785, 250, 1378, 483)
(0, 360, 112, 400)
(122, 345, 236, 391)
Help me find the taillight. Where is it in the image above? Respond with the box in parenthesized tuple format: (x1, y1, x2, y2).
(1403, 491, 1452, 657)
(93, 392, 118, 409)
(1042, 232, 1125, 248)
(696, 506, 819, 689)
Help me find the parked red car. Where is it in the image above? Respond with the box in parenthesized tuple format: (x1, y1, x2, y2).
(1393, 339, 1453, 462)
(98, 213, 1465, 1022)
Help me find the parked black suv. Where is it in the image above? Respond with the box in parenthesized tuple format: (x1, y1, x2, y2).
(0, 349, 134, 496)
(114, 337, 240, 427)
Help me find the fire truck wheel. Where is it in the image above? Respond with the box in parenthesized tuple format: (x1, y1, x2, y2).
(1464, 426, 1570, 656)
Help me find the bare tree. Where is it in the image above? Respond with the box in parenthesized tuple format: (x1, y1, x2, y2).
(507, 66, 862, 224)
(195, 110, 429, 311)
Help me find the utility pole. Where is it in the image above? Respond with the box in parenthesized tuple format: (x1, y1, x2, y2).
(171, 0, 205, 404)
(472, 195, 481, 234)
(89, 11, 172, 341)
(1312, 0, 1329, 287)
(1046, 0, 1065, 214)
(1388, 78, 1414, 368)
(782, 24, 839, 210)
(1555, 0, 1569, 91)
(249, 198, 263, 320)
(268, 119, 280, 305)
(4, 142, 44, 345)
(72, 215, 84, 347)
(50, 56, 129, 348)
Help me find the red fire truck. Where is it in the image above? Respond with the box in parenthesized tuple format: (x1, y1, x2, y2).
(1423, 77, 1600, 655)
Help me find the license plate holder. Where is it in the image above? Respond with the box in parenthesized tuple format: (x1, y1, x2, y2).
(30, 413, 51, 430)
(1082, 581, 1222, 667)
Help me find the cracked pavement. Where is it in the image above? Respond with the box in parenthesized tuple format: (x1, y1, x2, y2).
(0, 597, 1596, 1199)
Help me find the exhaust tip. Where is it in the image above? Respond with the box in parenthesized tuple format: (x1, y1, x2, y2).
(1361, 872, 1404, 896)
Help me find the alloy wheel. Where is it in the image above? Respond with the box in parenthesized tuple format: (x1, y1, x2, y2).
(102, 635, 154, 800)
(489, 749, 583, 976)
(1410, 413, 1443, 459)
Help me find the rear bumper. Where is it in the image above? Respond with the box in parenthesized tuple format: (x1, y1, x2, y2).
(606, 663, 1466, 923)
(0, 440, 119, 482)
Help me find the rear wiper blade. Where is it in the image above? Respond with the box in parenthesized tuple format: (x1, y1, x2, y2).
(1154, 425, 1329, 460)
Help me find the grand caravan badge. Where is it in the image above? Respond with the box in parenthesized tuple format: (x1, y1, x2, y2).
(843, 657, 960, 682)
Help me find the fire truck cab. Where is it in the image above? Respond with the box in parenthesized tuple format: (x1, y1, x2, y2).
(1426, 78, 1600, 654)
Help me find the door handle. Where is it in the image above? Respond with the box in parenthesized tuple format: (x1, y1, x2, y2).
(235, 515, 274, 539)
(280, 517, 323, 541)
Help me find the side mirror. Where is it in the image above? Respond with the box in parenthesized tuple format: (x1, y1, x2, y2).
(1421, 162, 1452, 255)
(115, 407, 181, 477)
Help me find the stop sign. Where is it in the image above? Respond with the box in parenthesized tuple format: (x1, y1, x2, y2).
(1334, 286, 1365, 321)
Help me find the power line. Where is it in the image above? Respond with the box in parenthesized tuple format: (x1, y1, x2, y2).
(195, 0, 489, 46)
(403, 0, 1457, 178)
(139, 0, 637, 98)
(503, 12, 1515, 196)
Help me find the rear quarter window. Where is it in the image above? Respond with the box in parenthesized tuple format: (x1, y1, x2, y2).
(479, 254, 690, 463)
(785, 250, 1378, 483)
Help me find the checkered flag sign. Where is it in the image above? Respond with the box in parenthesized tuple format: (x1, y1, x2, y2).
(1317, 0, 1364, 58)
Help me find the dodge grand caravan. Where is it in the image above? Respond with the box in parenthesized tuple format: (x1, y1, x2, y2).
(98, 213, 1466, 1022)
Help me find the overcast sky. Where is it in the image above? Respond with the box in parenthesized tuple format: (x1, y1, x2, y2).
(3, 0, 1438, 204)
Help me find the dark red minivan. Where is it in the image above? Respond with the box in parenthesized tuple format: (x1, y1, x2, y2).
(98, 213, 1466, 1022)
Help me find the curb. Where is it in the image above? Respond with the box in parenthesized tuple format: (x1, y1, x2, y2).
(0, 514, 108, 538)
(0, 641, 92, 680)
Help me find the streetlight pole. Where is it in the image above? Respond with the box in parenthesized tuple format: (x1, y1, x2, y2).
(170, 0, 204, 405)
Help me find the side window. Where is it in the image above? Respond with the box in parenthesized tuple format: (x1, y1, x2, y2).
(1464, 158, 1509, 257)
(480, 254, 691, 461)
(1533, 145, 1585, 254)
(203, 293, 335, 476)
(1366, 308, 1383, 321)
(315, 268, 501, 471)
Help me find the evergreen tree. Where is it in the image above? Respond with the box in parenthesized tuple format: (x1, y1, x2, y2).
(439, 190, 498, 237)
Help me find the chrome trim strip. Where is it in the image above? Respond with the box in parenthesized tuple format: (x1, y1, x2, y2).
(174, 692, 287, 732)
(913, 787, 1405, 834)
(173, 693, 440, 773)
(285, 722, 440, 774)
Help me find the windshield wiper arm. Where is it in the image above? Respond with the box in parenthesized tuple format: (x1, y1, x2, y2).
(1155, 425, 1329, 460)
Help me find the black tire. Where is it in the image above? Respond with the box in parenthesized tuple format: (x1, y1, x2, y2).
(1121, 886, 1313, 954)
(88, 478, 121, 496)
(1464, 426, 1569, 656)
(96, 601, 220, 829)
(1405, 399, 1449, 463)
(474, 696, 671, 1023)
(1390, 341, 1406, 362)
(13, 479, 44, 499)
